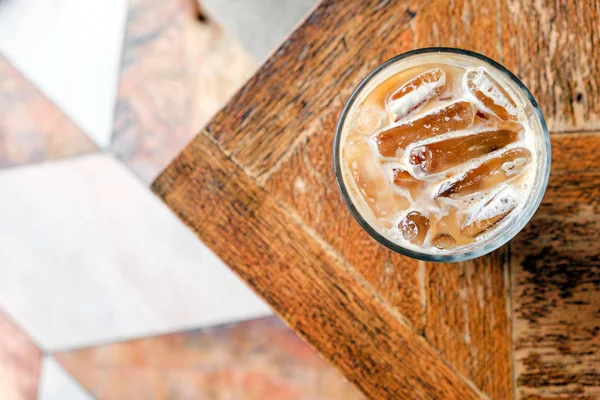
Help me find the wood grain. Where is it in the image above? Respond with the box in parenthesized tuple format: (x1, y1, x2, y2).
(411, 0, 504, 60)
(262, 51, 512, 399)
(259, 1, 514, 396)
(264, 112, 424, 331)
(512, 133, 600, 399)
(152, 0, 600, 398)
(549, 132, 600, 173)
(425, 250, 513, 400)
(203, 0, 425, 179)
(499, 1, 600, 132)
(415, 0, 600, 132)
(200, 0, 599, 183)
(152, 133, 482, 400)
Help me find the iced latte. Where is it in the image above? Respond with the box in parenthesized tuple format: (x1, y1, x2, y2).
(335, 49, 550, 261)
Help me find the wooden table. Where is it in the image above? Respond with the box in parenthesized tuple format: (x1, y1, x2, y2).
(152, 1, 600, 398)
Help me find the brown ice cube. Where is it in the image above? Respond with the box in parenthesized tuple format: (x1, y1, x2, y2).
(431, 234, 457, 250)
(345, 139, 407, 219)
(410, 129, 519, 175)
(466, 69, 518, 121)
(436, 147, 532, 198)
(374, 101, 476, 157)
(461, 188, 518, 237)
(399, 211, 430, 245)
(392, 168, 424, 198)
(388, 69, 445, 121)
(474, 110, 522, 131)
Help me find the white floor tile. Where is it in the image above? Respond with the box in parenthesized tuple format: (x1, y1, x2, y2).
(37, 357, 92, 400)
(201, 0, 318, 62)
(0, 154, 271, 351)
(0, 0, 127, 148)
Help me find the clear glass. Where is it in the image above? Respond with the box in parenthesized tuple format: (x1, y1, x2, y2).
(333, 48, 551, 263)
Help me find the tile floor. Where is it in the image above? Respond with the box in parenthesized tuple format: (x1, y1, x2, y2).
(0, 153, 271, 351)
(0, 0, 361, 398)
(0, 0, 127, 148)
(56, 318, 362, 400)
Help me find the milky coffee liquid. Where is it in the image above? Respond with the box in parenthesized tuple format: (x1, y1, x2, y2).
(339, 53, 544, 254)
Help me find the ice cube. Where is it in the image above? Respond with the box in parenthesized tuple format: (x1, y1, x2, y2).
(356, 105, 383, 134)
(436, 147, 532, 198)
(466, 69, 518, 121)
(431, 233, 457, 250)
(473, 111, 524, 134)
(409, 129, 519, 175)
(388, 69, 446, 121)
(399, 211, 430, 245)
(461, 188, 518, 237)
(345, 139, 407, 218)
(374, 101, 476, 157)
(392, 168, 424, 197)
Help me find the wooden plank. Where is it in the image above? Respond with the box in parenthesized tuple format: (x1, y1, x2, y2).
(262, 62, 513, 398)
(425, 250, 513, 400)
(264, 112, 424, 331)
(512, 133, 600, 399)
(202, 0, 426, 179)
(258, 3, 599, 395)
(200, 0, 599, 183)
(414, 0, 600, 132)
(152, 132, 483, 400)
(498, 1, 600, 132)
(411, 0, 504, 60)
(550, 132, 600, 173)
(259, 1, 514, 396)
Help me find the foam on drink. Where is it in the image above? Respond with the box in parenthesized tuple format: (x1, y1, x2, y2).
(339, 53, 545, 255)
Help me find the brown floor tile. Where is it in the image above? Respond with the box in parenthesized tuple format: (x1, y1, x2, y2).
(56, 317, 363, 400)
(111, 0, 256, 183)
(0, 311, 42, 400)
(0, 55, 97, 169)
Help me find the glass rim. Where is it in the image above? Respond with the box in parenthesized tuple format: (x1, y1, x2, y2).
(333, 47, 551, 263)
